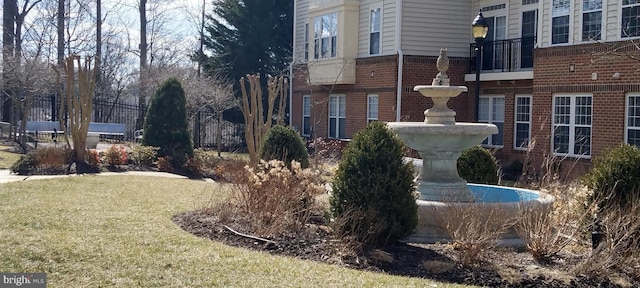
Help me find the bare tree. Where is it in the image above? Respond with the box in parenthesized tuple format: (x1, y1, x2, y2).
(2, 0, 18, 122)
(137, 0, 148, 129)
(182, 72, 237, 155)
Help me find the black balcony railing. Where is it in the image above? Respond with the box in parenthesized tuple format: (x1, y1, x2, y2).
(470, 37, 536, 73)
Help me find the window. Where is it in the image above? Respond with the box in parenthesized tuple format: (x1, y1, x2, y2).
(329, 95, 346, 139)
(481, 15, 506, 70)
(626, 94, 640, 147)
(479, 96, 505, 146)
(304, 23, 309, 61)
(367, 94, 378, 123)
(369, 7, 381, 55)
(552, 0, 571, 44)
(314, 13, 337, 59)
(622, 0, 640, 38)
(521, 10, 538, 68)
(582, 0, 602, 40)
(302, 95, 311, 136)
(514, 95, 532, 150)
(552, 95, 592, 157)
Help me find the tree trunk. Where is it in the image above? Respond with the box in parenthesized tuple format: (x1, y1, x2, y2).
(217, 112, 223, 157)
(57, 0, 64, 66)
(137, 0, 148, 130)
(2, 0, 16, 123)
(56, 0, 64, 123)
(94, 0, 102, 121)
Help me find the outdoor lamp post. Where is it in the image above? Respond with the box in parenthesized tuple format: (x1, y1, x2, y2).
(472, 11, 488, 122)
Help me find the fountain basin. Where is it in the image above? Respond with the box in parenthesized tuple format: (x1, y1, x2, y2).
(387, 123, 497, 152)
(409, 184, 555, 247)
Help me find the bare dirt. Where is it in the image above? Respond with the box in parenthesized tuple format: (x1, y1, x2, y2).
(173, 208, 638, 288)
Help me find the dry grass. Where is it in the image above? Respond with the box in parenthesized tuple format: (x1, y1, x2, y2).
(229, 159, 326, 236)
(0, 145, 22, 169)
(434, 203, 513, 267)
(515, 183, 592, 262)
(0, 175, 470, 287)
(575, 192, 640, 281)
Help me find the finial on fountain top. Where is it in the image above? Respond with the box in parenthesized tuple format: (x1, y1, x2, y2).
(433, 48, 450, 86)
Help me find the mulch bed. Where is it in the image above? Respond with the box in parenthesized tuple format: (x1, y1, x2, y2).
(173, 208, 636, 288)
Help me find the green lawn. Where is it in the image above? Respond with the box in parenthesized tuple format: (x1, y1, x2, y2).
(0, 176, 472, 287)
(0, 145, 21, 169)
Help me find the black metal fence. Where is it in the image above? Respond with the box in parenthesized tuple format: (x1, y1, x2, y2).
(1, 94, 245, 151)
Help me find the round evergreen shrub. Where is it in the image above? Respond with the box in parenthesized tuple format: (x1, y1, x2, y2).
(142, 78, 193, 168)
(259, 125, 309, 168)
(457, 146, 499, 185)
(330, 121, 417, 247)
(583, 144, 640, 208)
(10, 154, 35, 175)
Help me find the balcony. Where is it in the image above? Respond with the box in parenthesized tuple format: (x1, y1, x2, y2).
(469, 37, 536, 73)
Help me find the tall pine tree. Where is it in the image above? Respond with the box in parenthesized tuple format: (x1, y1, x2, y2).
(200, 0, 293, 105)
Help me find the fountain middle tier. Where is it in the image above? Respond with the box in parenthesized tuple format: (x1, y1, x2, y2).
(387, 122, 497, 202)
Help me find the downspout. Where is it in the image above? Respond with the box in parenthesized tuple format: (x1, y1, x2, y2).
(289, 0, 298, 127)
(289, 62, 294, 127)
(395, 0, 403, 121)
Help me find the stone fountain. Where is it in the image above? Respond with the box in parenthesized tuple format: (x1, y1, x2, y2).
(387, 49, 553, 245)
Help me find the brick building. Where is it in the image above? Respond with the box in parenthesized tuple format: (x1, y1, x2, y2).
(290, 0, 640, 177)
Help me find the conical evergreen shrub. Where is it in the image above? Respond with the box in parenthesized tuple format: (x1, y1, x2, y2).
(142, 78, 193, 168)
(330, 121, 417, 247)
(259, 125, 309, 168)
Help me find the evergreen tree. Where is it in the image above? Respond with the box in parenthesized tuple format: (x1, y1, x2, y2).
(142, 78, 193, 167)
(330, 122, 418, 247)
(200, 0, 293, 124)
(200, 0, 293, 86)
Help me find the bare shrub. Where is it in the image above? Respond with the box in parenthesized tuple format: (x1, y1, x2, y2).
(308, 137, 343, 165)
(435, 203, 513, 266)
(231, 159, 325, 236)
(576, 192, 640, 280)
(516, 184, 592, 262)
(329, 206, 388, 252)
(214, 157, 248, 183)
(31, 146, 71, 173)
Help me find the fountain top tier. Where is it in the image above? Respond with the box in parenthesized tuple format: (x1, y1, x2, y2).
(417, 48, 469, 125)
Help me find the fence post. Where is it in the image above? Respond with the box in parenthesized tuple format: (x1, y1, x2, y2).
(193, 111, 201, 148)
(51, 94, 57, 121)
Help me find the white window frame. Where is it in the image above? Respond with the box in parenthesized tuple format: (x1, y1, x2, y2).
(302, 95, 311, 136)
(626, 93, 640, 147)
(514, 95, 532, 150)
(551, 0, 571, 44)
(328, 95, 346, 139)
(369, 7, 382, 55)
(479, 95, 505, 147)
(314, 13, 338, 59)
(552, 94, 592, 158)
(367, 94, 378, 123)
(582, 0, 603, 41)
(621, 0, 640, 38)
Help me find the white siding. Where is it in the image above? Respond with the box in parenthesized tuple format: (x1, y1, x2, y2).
(605, 0, 617, 40)
(473, 0, 526, 39)
(357, 0, 396, 57)
(294, 0, 310, 63)
(401, 0, 473, 57)
(572, 0, 580, 43)
(540, 0, 551, 46)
